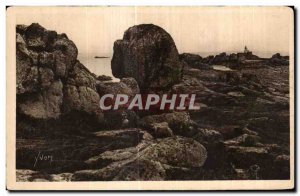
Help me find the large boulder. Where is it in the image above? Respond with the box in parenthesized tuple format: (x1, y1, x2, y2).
(16, 23, 107, 134)
(16, 23, 79, 116)
(111, 24, 183, 91)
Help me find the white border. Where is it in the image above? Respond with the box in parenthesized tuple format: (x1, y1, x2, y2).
(1, 0, 298, 194)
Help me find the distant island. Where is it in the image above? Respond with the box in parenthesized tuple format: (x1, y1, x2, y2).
(94, 56, 110, 58)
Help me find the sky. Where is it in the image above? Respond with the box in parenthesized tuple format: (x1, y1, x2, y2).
(13, 6, 293, 57)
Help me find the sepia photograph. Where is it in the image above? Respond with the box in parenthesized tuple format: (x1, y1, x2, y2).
(6, 6, 294, 190)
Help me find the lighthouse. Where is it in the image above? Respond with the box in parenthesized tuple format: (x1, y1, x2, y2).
(244, 46, 250, 53)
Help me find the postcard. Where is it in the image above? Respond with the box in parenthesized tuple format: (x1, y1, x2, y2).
(6, 6, 294, 190)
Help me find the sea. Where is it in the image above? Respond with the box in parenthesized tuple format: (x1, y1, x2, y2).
(78, 54, 119, 82)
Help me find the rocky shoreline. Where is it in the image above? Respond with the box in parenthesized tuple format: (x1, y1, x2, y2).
(16, 23, 290, 181)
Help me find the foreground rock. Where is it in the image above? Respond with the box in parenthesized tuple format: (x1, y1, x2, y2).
(72, 136, 207, 181)
(16, 129, 151, 173)
(16, 170, 73, 182)
(111, 24, 183, 91)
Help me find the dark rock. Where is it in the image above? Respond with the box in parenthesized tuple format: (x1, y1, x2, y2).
(194, 128, 223, 145)
(16, 23, 121, 134)
(24, 23, 50, 50)
(180, 53, 202, 63)
(63, 85, 104, 124)
(113, 158, 166, 180)
(143, 136, 207, 168)
(273, 154, 290, 179)
(275, 154, 290, 164)
(16, 170, 49, 182)
(84, 137, 152, 169)
(111, 24, 183, 91)
(39, 67, 54, 88)
(268, 53, 289, 66)
(103, 110, 138, 129)
(227, 91, 245, 97)
(171, 76, 205, 94)
(149, 122, 174, 138)
(272, 53, 283, 59)
(16, 25, 28, 34)
(16, 170, 73, 182)
(16, 33, 29, 55)
(241, 127, 259, 136)
(72, 136, 207, 181)
(211, 52, 229, 64)
(66, 61, 97, 90)
(224, 134, 261, 147)
(96, 77, 140, 129)
(16, 33, 39, 94)
(53, 51, 68, 77)
(16, 63, 39, 94)
(201, 55, 214, 64)
(93, 129, 153, 148)
(97, 77, 139, 98)
(17, 80, 63, 119)
(192, 128, 231, 173)
(138, 112, 192, 135)
(97, 75, 112, 81)
(53, 37, 78, 72)
(17, 23, 78, 80)
(38, 51, 55, 68)
(226, 146, 270, 168)
(120, 78, 140, 94)
(16, 129, 151, 173)
(229, 53, 238, 61)
(179, 53, 210, 70)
